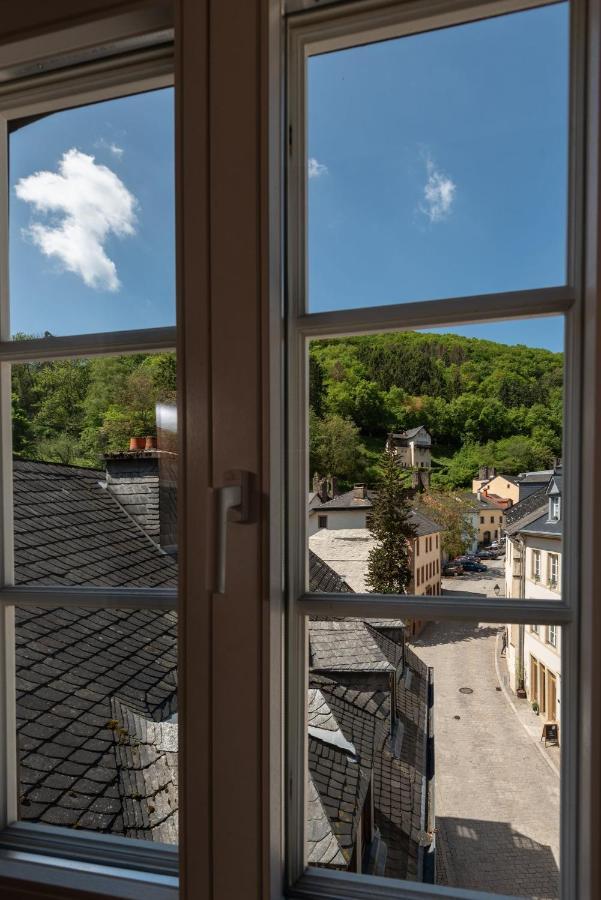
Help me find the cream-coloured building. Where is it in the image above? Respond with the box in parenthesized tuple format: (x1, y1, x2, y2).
(472, 469, 520, 504)
(308, 506, 442, 639)
(504, 472, 562, 726)
(473, 493, 506, 545)
(386, 426, 432, 470)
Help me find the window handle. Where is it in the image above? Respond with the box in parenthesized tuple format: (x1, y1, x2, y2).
(214, 470, 253, 595)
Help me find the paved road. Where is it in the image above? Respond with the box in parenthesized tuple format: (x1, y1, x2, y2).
(441, 557, 506, 598)
(413, 620, 560, 899)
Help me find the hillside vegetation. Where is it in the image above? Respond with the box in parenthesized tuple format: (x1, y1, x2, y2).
(309, 331, 563, 489)
(12, 348, 176, 468)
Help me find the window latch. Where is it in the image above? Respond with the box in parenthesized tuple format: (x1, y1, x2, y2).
(214, 470, 253, 595)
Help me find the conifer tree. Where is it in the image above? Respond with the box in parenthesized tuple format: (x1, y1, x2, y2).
(366, 449, 417, 593)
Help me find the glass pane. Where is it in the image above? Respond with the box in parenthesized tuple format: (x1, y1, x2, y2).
(306, 3, 569, 313)
(9, 88, 175, 336)
(307, 318, 564, 605)
(13, 352, 178, 586)
(306, 615, 560, 895)
(16, 605, 177, 843)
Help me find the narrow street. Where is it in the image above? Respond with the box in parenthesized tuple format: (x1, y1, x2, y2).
(412, 621, 560, 899)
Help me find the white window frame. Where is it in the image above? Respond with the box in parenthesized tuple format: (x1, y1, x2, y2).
(284, 0, 587, 897)
(549, 553, 560, 588)
(548, 625, 558, 647)
(0, 33, 178, 900)
(533, 549, 542, 580)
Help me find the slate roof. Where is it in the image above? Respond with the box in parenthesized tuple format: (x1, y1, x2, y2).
(515, 469, 555, 484)
(389, 426, 430, 443)
(14, 459, 177, 588)
(317, 489, 374, 510)
(13, 459, 178, 842)
(308, 657, 430, 881)
(408, 508, 441, 537)
(309, 619, 402, 674)
(309, 550, 354, 594)
(504, 488, 547, 529)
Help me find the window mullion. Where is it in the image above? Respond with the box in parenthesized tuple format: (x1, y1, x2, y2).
(296, 593, 571, 624)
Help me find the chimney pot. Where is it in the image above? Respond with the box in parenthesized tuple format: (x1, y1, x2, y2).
(145, 436, 157, 450)
(129, 437, 145, 451)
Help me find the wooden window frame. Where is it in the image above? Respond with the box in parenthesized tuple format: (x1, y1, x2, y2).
(282, 0, 601, 898)
(0, 21, 179, 900)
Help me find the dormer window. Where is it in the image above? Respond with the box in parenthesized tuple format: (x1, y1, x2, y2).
(550, 495, 561, 521)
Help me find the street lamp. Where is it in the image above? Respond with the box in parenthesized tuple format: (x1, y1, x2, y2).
(494, 584, 501, 597)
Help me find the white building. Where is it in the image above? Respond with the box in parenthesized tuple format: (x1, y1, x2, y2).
(385, 426, 432, 470)
(504, 472, 562, 725)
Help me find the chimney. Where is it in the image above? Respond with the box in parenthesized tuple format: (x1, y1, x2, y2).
(103, 401, 178, 555)
(353, 483, 367, 500)
(104, 449, 160, 541)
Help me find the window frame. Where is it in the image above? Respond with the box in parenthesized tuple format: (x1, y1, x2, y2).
(284, 0, 588, 897)
(0, 38, 178, 899)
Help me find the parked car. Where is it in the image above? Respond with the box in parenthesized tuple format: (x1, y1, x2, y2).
(476, 549, 495, 559)
(461, 560, 487, 573)
(443, 562, 464, 576)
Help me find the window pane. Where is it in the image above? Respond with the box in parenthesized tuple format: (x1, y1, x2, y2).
(16, 605, 177, 843)
(306, 3, 568, 313)
(306, 616, 560, 895)
(9, 88, 175, 337)
(307, 318, 564, 604)
(13, 353, 178, 586)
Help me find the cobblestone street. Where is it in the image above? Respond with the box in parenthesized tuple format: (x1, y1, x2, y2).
(412, 621, 560, 899)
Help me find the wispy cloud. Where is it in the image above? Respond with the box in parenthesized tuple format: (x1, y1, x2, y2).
(308, 157, 328, 179)
(94, 138, 124, 159)
(15, 148, 137, 292)
(419, 156, 456, 223)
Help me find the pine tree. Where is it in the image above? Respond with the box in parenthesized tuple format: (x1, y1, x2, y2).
(366, 449, 417, 593)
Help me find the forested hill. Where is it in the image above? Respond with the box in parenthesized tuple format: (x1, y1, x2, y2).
(12, 352, 176, 468)
(309, 331, 563, 489)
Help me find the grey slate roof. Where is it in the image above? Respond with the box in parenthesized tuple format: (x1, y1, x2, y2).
(504, 488, 547, 529)
(13, 459, 178, 841)
(408, 508, 441, 537)
(14, 459, 177, 588)
(318, 489, 374, 510)
(309, 550, 354, 593)
(389, 426, 429, 443)
(309, 620, 402, 673)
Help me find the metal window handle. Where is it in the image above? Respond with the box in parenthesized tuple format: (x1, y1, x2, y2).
(214, 470, 252, 595)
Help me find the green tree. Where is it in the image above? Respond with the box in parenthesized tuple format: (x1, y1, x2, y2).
(417, 489, 476, 560)
(309, 411, 366, 485)
(366, 449, 417, 594)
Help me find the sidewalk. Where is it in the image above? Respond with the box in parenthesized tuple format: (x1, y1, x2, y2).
(495, 634, 560, 778)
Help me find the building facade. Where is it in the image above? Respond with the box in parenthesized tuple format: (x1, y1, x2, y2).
(504, 473, 562, 725)
(386, 426, 432, 469)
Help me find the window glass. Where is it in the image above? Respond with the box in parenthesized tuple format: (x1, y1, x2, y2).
(308, 319, 564, 603)
(16, 606, 177, 843)
(306, 3, 568, 313)
(12, 353, 177, 587)
(306, 616, 560, 892)
(9, 88, 175, 337)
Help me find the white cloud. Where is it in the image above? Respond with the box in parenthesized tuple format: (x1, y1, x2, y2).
(308, 157, 328, 179)
(94, 138, 124, 159)
(15, 148, 137, 292)
(419, 157, 456, 223)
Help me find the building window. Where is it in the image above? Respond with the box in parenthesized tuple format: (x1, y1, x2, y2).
(548, 626, 558, 647)
(288, 0, 586, 895)
(549, 554, 560, 588)
(532, 551, 542, 580)
(531, 624, 540, 635)
(550, 495, 561, 521)
(318, 515, 328, 529)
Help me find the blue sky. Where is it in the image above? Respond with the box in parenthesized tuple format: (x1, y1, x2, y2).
(9, 88, 174, 337)
(307, 1, 568, 352)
